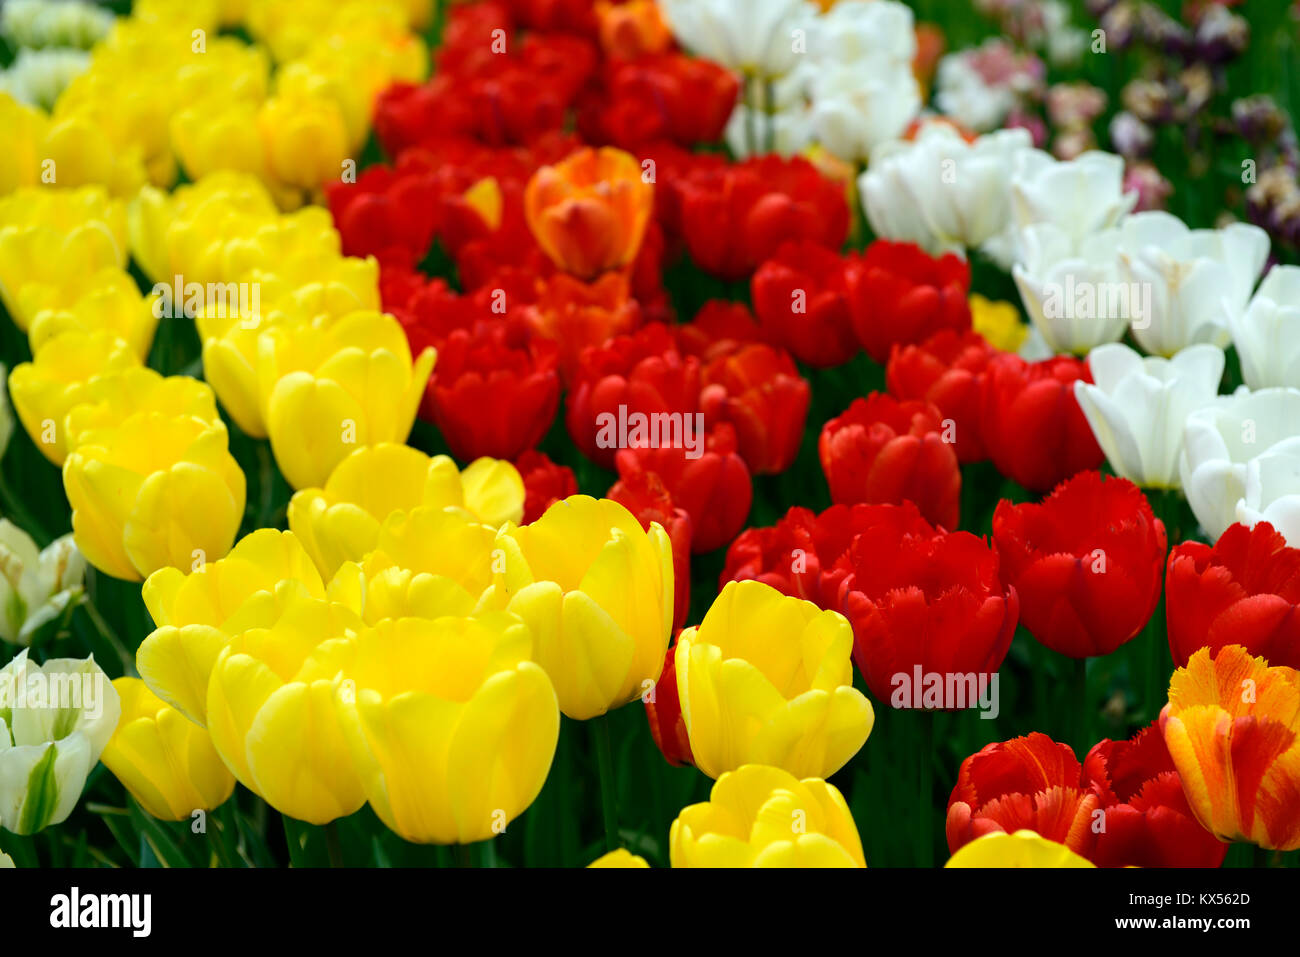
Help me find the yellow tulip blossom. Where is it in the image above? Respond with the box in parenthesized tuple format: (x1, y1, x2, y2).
(945, 830, 1097, 868)
(27, 271, 161, 362)
(8, 329, 140, 465)
(62, 411, 245, 581)
(205, 582, 364, 824)
(62, 367, 222, 458)
(588, 849, 650, 868)
(137, 529, 326, 726)
(0, 185, 126, 253)
(494, 495, 673, 720)
(675, 579, 874, 780)
(970, 294, 1030, 355)
(0, 225, 125, 331)
(670, 765, 866, 868)
(100, 678, 236, 822)
(257, 93, 349, 201)
(338, 613, 559, 844)
(0, 92, 47, 194)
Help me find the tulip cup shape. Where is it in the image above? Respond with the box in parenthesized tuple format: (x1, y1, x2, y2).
(670, 764, 866, 868)
(1161, 644, 1300, 851)
(338, 613, 560, 845)
(100, 678, 235, 822)
(493, 495, 674, 720)
(588, 848, 650, 867)
(0, 521, 85, 647)
(0, 652, 120, 835)
(674, 580, 874, 779)
(945, 830, 1096, 868)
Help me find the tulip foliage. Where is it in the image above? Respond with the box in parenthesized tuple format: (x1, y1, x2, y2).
(0, 0, 1299, 873)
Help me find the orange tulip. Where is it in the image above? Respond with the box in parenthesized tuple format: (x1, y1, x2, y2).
(522, 272, 641, 384)
(524, 147, 653, 281)
(1161, 644, 1300, 851)
(595, 0, 672, 60)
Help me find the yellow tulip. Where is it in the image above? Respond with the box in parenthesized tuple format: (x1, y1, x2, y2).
(136, 529, 326, 726)
(171, 98, 267, 185)
(288, 443, 521, 578)
(675, 579, 874, 780)
(8, 329, 139, 465)
(40, 111, 148, 196)
(494, 495, 673, 720)
(970, 294, 1029, 355)
(248, 254, 379, 320)
(259, 311, 435, 490)
(205, 582, 364, 824)
(27, 271, 161, 362)
(0, 224, 125, 331)
(326, 507, 502, 624)
(257, 93, 349, 200)
(945, 830, 1096, 868)
(338, 613, 559, 844)
(0, 92, 47, 193)
(0, 186, 126, 252)
(100, 678, 236, 822)
(670, 765, 866, 868)
(62, 411, 245, 581)
(62, 367, 222, 457)
(588, 849, 650, 868)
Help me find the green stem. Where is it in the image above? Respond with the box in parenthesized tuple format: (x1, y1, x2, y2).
(764, 78, 776, 154)
(591, 715, 620, 853)
(917, 711, 934, 868)
(744, 73, 758, 157)
(324, 820, 344, 868)
(454, 842, 473, 868)
(1253, 844, 1273, 868)
(0, 473, 53, 546)
(1071, 655, 1090, 757)
(81, 595, 135, 677)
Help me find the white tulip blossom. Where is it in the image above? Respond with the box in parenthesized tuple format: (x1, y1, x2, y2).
(1180, 387, 1300, 542)
(1227, 264, 1300, 390)
(0, 651, 120, 834)
(1012, 224, 1130, 355)
(1011, 150, 1137, 243)
(658, 0, 818, 79)
(1237, 437, 1300, 545)
(1116, 212, 1270, 357)
(1074, 343, 1224, 489)
(860, 120, 1034, 258)
(807, 64, 920, 164)
(0, 521, 86, 647)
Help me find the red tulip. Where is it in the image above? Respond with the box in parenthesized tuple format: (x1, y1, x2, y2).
(819, 392, 961, 531)
(886, 329, 997, 465)
(699, 343, 810, 475)
(614, 421, 752, 554)
(992, 471, 1166, 659)
(674, 300, 773, 362)
(845, 241, 971, 364)
(751, 241, 859, 368)
(644, 641, 694, 767)
(981, 352, 1104, 493)
(516, 450, 578, 524)
(577, 54, 738, 150)
(608, 469, 693, 630)
(1166, 520, 1300, 669)
(521, 272, 642, 383)
(325, 165, 440, 266)
(824, 505, 1017, 706)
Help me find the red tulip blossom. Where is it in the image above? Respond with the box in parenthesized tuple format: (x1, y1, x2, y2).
(674, 300, 773, 362)
(519, 272, 643, 383)
(886, 329, 998, 465)
(1166, 520, 1300, 670)
(644, 641, 694, 767)
(993, 471, 1167, 659)
(751, 241, 859, 368)
(819, 393, 961, 531)
(577, 54, 738, 150)
(516, 450, 578, 524)
(699, 343, 810, 475)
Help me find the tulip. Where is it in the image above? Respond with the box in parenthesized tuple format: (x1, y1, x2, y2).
(581, 54, 738, 150)
(524, 147, 653, 280)
(1180, 387, 1300, 542)
(980, 353, 1104, 493)
(1010, 149, 1136, 243)
(0, 651, 120, 834)
(1161, 644, 1300, 850)
(659, 0, 815, 79)
(61, 367, 222, 457)
(62, 411, 245, 582)
(750, 241, 858, 368)
(886, 329, 997, 464)
(674, 580, 873, 779)
(288, 443, 524, 580)
(670, 764, 865, 868)
(0, 522, 84, 647)
(1117, 212, 1269, 357)
(27, 272, 160, 363)
(1237, 439, 1300, 546)
(493, 495, 673, 720)
(136, 529, 326, 727)
(100, 678, 235, 822)
(945, 830, 1096, 868)
(1166, 521, 1300, 670)
(205, 583, 365, 824)
(824, 504, 1017, 705)
(699, 343, 810, 475)
(844, 241, 972, 365)
(968, 295, 1028, 354)
(8, 329, 140, 465)
(0, 220, 125, 332)
(338, 613, 559, 844)
(819, 392, 961, 531)
(993, 472, 1166, 658)
(644, 641, 694, 768)
(608, 470, 693, 631)
(808, 64, 922, 165)
(516, 450, 578, 524)
(588, 848, 650, 867)
(1074, 343, 1225, 489)
(596, 0, 672, 60)
(257, 93, 350, 199)
(0, 364, 11, 461)
(522, 272, 642, 384)
(1228, 265, 1300, 390)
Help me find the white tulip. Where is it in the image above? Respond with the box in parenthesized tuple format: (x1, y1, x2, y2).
(861, 120, 1034, 258)
(725, 103, 814, 159)
(1117, 212, 1270, 357)
(1237, 437, 1300, 545)
(1013, 224, 1130, 355)
(0, 521, 86, 647)
(807, 0, 916, 69)
(1011, 150, 1137, 243)
(1227, 264, 1300, 390)
(1180, 386, 1300, 541)
(808, 65, 920, 164)
(935, 55, 1017, 133)
(659, 0, 817, 79)
(0, 651, 120, 834)
(1074, 343, 1225, 489)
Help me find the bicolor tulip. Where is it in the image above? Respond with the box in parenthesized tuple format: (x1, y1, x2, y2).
(0, 522, 84, 647)
(100, 678, 236, 822)
(338, 613, 559, 844)
(674, 580, 874, 779)
(493, 495, 673, 720)
(0, 651, 120, 834)
(1161, 644, 1300, 850)
(670, 765, 865, 868)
